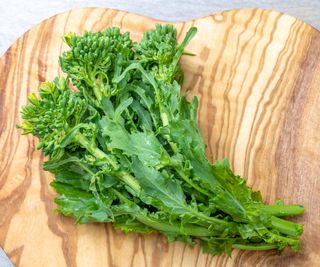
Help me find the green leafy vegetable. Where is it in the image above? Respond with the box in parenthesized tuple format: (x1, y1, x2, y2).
(18, 24, 304, 256)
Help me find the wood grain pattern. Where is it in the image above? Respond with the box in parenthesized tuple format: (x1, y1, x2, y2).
(0, 8, 319, 267)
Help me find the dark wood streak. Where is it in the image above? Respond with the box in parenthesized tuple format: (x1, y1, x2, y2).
(194, 244, 201, 267)
(230, 15, 302, 266)
(243, 19, 304, 197)
(212, 12, 227, 24)
(226, 9, 263, 166)
(0, 50, 12, 132)
(101, 9, 119, 29)
(104, 224, 115, 267)
(35, 17, 78, 267)
(234, 248, 247, 267)
(36, 18, 54, 85)
(192, 63, 215, 158)
(206, 251, 214, 267)
(2, 17, 51, 260)
(241, 12, 288, 185)
(91, 9, 110, 31)
(0, 137, 35, 261)
(0, 20, 40, 247)
(221, 252, 230, 267)
(221, 9, 257, 167)
(184, 64, 204, 94)
(208, 10, 250, 160)
(1, 26, 30, 182)
(204, 253, 209, 267)
(79, 9, 94, 33)
(129, 234, 140, 267)
(0, 50, 12, 181)
(6, 245, 24, 267)
(140, 235, 148, 267)
(207, 11, 231, 159)
(91, 8, 120, 33)
(176, 22, 187, 40)
(214, 8, 265, 165)
(241, 11, 282, 176)
(198, 11, 232, 159)
(236, 22, 319, 267)
(219, 9, 239, 162)
(57, 10, 72, 77)
(0, 39, 21, 179)
(151, 234, 165, 267)
(184, 65, 206, 130)
(273, 28, 320, 267)
(119, 11, 129, 29)
(257, 249, 284, 267)
(178, 244, 187, 267)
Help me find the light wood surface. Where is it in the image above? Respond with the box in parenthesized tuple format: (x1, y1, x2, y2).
(0, 8, 319, 267)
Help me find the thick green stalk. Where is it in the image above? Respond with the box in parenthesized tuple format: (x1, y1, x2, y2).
(210, 166, 304, 237)
(76, 132, 118, 169)
(270, 216, 303, 237)
(76, 132, 140, 193)
(200, 237, 278, 251)
(92, 84, 102, 102)
(232, 243, 277, 251)
(111, 188, 215, 237)
(135, 214, 213, 237)
(258, 204, 305, 217)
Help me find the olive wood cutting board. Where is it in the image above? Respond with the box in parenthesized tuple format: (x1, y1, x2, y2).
(0, 7, 319, 267)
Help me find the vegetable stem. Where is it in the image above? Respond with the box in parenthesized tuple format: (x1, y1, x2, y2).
(111, 188, 216, 237)
(258, 204, 305, 217)
(76, 132, 141, 193)
(232, 243, 277, 251)
(270, 216, 303, 237)
(173, 166, 212, 198)
(76, 132, 118, 168)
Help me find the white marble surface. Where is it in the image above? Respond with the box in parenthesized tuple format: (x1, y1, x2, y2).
(0, 0, 319, 56)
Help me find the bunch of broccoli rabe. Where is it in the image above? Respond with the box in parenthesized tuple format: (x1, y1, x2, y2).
(19, 24, 304, 256)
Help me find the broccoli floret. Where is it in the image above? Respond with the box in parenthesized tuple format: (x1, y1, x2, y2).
(134, 24, 197, 83)
(19, 77, 87, 159)
(60, 28, 133, 102)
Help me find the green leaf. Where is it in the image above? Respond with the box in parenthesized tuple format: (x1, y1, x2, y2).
(113, 216, 155, 234)
(131, 99, 153, 130)
(131, 157, 190, 215)
(51, 181, 114, 224)
(101, 96, 115, 117)
(102, 119, 166, 167)
(114, 97, 133, 121)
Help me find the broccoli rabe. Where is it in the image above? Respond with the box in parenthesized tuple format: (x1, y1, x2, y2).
(19, 24, 304, 256)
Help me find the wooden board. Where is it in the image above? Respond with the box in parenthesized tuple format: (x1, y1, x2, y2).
(0, 7, 319, 267)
